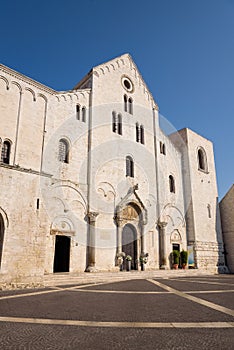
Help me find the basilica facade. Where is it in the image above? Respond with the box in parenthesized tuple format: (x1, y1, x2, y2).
(0, 54, 226, 286)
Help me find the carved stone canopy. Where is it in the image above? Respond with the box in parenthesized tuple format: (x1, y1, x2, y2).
(114, 185, 147, 226)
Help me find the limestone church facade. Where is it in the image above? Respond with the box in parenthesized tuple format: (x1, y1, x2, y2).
(0, 54, 226, 286)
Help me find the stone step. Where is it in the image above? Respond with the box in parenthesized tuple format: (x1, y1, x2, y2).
(43, 269, 212, 287)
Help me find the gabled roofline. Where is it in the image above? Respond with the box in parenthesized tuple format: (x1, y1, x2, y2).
(73, 53, 159, 109)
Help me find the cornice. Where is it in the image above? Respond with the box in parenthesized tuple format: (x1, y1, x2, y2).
(0, 63, 57, 95)
(0, 163, 52, 177)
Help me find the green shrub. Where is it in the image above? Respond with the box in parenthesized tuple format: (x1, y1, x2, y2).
(172, 250, 180, 264)
(180, 250, 188, 265)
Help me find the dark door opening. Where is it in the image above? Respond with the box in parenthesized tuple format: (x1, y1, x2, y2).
(172, 243, 180, 251)
(122, 224, 137, 270)
(53, 235, 71, 273)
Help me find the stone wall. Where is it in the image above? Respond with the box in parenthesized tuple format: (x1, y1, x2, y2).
(220, 185, 234, 273)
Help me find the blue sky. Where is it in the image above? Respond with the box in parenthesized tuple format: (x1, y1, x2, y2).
(1, 0, 233, 198)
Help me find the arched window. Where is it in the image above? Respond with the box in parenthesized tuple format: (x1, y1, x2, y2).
(124, 95, 128, 112)
(76, 105, 80, 120)
(207, 204, 211, 218)
(128, 97, 133, 114)
(118, 114, 122, 135)
(160, 141, 166, 155)
(126, 156, 134, 177)
(82, 107, 86, 122)
(140, 125, 145, 144)
(112, 111, 117, 133)
(169, 175, 175, 193)
(58, 139, 69, 163)
(1, 140, 11, 164)
(198, 148, 207, 172)
(136, 123, 140, 142)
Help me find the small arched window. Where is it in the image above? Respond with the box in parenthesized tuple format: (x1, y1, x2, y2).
(198, 148, 207, 172)
(136, 123, 140, 142)
(160, 141, 166, 155)
(169, 175, 175, 193)
(128, 97, 133, 114)
(82, 107, 86, 122)
(1, 140, 11, 164)
(58, 139, 69, 163)
(207, 204, 211, 218)
(76, 105, 80, 120)
(126, 156, 134, 178)
(124, 95, 128, 112)
(112, 111, 117, 133)
(118, 114, 122, 135)
(140, 125, 145, 144)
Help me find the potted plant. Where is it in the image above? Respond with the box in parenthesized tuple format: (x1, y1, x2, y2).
(139, 253, 148, 271)
(125, 255, 132, 271)
(172, 250, 180, 269)
(116, 252, 125, 271)
(180, 250, 188, 269)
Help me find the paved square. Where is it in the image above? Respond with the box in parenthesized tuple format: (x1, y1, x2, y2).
(0, 275, 233, 349)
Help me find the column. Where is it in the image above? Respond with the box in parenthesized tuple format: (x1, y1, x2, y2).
(116, 217, 124, 255)
(86, 211, 99, 272)
(115, 216, 124, 270)
(141, 224, 146, 256)
(158, 221, 168, 270)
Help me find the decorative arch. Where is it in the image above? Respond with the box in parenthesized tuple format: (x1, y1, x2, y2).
(11, 81, 22, 92)
(162, 203, 185, 227)
(25, 87, 36, 101)
(170, 229, 182, 244)
(51, 182, 87, 209)
(37, 93, 48, 102)
(51, 216, 75, 234)
(0, 76, 9, 90)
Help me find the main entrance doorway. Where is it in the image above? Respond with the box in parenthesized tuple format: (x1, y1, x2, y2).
(122, 224, 137, 270)
(53, 235, 71, 273)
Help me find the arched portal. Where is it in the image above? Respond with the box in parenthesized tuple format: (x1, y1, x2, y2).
(0, 214, 5, 268)
(122, 224, 138, 270)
